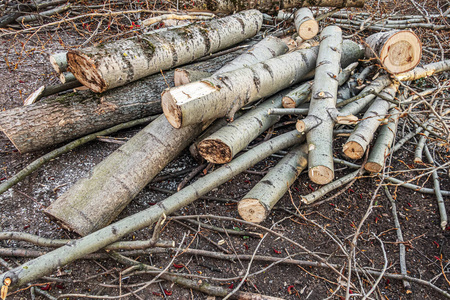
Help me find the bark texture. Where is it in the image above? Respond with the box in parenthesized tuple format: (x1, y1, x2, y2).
(365, 30, 422, 74)
(394, 59, 450, 81)
(294, 8, 319, 40)
(162, 39, 364, 128)
(174, 36, 288, 86)
(304, 26, 342, 185)
(364, 107, 400, 173)
(238, 144, 308, 223)
(185, 0, 365, 13)
(0, 54, 232, 153)
(68, 10, 262, 93)
(0, 131, 304, 290)
(343, 83, 398, 159)
(45, 115, 204, 236)
(49, 52, 68, 73)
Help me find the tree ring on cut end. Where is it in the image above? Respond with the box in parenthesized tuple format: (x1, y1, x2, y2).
(380, 30, 421, 74)
(238, 199, 267, 223)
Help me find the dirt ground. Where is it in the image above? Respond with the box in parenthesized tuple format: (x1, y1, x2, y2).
(0, 0, 449, 299)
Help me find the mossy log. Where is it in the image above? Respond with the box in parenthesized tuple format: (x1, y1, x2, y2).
(162, 39, 364, 129)
(68, 10, 262, 93)
(365, 30, 422, 74)
(303, 26, 342, 185)
(0, 130, 304, 290)
(185, 0, 365, 13)
(343, 83, 398, 160)
(44, 115, 204, 236)
(238, 143, 308, 223)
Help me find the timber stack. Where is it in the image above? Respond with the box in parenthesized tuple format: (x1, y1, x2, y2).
(2, 2, 450, 298)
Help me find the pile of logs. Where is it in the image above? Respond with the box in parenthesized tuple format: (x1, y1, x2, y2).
(1, 3, 450, 298)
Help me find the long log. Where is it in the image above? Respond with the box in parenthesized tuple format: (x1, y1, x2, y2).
(174, 36, 289, 86)
(68, 10, 262, 93)
(44, 116, 204, 236)
(342, 83, 398, 160)
(0, 130, 304, 290)
(303, 26, 342, 185)
(365, 30, 422, 74)
(238, 143, 308, 223)
(162, 39, 364, 128)
(0, 54, 233, 153)
(185, 0, 365, 13)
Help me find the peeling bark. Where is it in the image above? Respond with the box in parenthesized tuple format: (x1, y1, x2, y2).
(68, 10, 263, 93)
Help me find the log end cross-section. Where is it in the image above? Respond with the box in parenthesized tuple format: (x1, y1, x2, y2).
(238, 198, 267, 223)
(309, 165, 334, 185)
(365, 30, 422, 74)
(67, 51, 106, 93)
(197, 139, 232, 164)
(343, 141, 365, 160)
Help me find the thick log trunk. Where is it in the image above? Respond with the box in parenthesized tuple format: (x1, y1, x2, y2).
(186, 0, 365, 13)
(365, 30, 422, 74)
(294, 8, 319, 40)
(343, 83, 398, 160)
(303, 26, 342, 185)
(174, 36, 288, 86)
(364, 107, 401, 173)
(68, 10, 262, 93)
(0, 131, 304, 290)
(44, 115, 204, 236)
(238, 144, 308, 223)
(0, 54, 232, 153)
(162, 39, 364, 128)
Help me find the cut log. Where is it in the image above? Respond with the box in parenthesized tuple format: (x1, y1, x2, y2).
(45, 115, 204, 236)
(343, 83, 398, 160)
(67, 10, 262, 93)
(238, 143, 308, 223)
(0, 131, 304, 290)
(174, 36, 289, 86)
(364, 107, 401, 173)
(365, 30, 422, 74)
(162, 39, 364, 129)
(174, 69, 212, 87)
(294, 8, 319, 40)
(0, 54, 232, 153)
(303, 26, 342, 185)
(185, 0, 365, 13)
(49, 52, 68, 74)
(59, 72, 76, 84)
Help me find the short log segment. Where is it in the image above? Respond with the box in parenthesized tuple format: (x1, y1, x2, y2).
(185, 0, 365, 13)
(49, 52, 68, 74)
(44, 116, 204, 236)
(364, 107, 401, 173)
(174, 36, 288, 86)
(303, 26, 342, 185)
(294, 8, 319, 40)
(343, 83, 398, 160)
(365, 30, 422, 74)
(238, 143, 308, 223)
(1, 130, 304, 290)
(162, 39, 364, 128)
(67, 10, 262, 93)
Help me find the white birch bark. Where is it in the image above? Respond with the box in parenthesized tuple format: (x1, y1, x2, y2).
(394, 59, 450, 81)
(343, 83, 398, 160)
(238, 144, 308, 223)
(294, 8, 319, 40)
(304, 26, 342, 185)
(162, 39, 364, 128)
(68, 10, 263, 93)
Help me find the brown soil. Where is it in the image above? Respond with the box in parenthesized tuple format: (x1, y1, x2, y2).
(0, 1, 449, 299)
